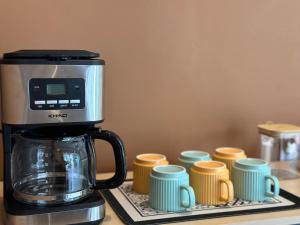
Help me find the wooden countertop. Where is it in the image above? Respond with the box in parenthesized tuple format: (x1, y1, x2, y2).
(0, 161, 299, 224)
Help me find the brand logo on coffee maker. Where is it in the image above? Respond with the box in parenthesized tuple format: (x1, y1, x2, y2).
(48, 114, 68, 118)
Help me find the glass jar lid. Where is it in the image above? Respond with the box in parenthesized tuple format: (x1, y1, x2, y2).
(257, 123, 300, 137)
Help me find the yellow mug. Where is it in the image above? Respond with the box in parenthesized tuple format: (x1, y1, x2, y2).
(133, 153, 169, 194)
(190, 161, 234, 205)
(213, 147, 247, 179)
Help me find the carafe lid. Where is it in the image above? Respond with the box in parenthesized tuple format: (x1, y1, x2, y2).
(18, 125, 92, 139)
(257, 123, 300, 137)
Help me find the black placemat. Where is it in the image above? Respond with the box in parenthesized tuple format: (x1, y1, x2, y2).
(101, 180, 300, 225)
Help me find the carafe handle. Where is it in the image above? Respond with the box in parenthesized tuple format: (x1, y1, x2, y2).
(90, 129, 127, 189)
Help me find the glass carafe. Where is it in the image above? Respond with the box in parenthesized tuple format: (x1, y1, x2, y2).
(11, 127, 126, 205)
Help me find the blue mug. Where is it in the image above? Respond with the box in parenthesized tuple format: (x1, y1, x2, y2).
(178, 150, 211, 172)
(233, 158, 280, 201)
(149, 165, 195, 212)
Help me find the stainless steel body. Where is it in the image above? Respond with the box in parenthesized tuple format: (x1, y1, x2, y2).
(5, 204, 105, 225)
(0, 64, 104, 124)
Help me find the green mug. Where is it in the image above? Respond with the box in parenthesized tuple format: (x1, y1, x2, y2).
(233, 158, 280, 201)
(149, 165, 195, 212)
(178, 150, 211, 172)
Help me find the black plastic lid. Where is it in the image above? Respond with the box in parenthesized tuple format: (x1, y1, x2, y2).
(1, 50, 104, 65)
(3, 50, 99, 60)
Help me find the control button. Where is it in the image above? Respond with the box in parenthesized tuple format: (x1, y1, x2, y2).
(47, 100, 58, 104)
(34, 100, 45, 105)
(59, 100, 69, 104)
(70, 99, 80, 104)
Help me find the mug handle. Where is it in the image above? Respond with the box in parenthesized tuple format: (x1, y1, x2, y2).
(89, 128, 127, 189)
(180, 185, 195, 208)
(265, 175, 280, 197)
(219, 179, 234, 202)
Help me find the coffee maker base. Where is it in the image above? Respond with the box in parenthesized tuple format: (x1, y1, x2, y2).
(4, 191, 106, 225)
(5, 205, 105, 225)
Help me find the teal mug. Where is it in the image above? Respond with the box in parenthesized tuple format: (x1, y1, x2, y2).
(178, 150, 211, 172)
(149, 165, 195, 212)
(233, 158, 280, 201)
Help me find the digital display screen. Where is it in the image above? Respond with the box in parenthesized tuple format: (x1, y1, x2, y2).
(46, 84, 66, 95)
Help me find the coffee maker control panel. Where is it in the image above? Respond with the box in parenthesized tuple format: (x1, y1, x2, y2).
(29, 78, 85, 110)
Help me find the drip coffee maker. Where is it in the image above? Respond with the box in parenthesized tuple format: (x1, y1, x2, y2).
(0, 50, 126, 225)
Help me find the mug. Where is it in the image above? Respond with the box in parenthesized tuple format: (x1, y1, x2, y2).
(133, 153, 169, 194)
(213, 147, 247, 179)
(178, 150, 211, 172)
(233, 158, 280, 201)
(190, 161, 234, 205)
(149, 165, 195, 212)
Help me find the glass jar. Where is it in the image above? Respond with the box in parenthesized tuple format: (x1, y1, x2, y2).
(258, 123, 300, 161)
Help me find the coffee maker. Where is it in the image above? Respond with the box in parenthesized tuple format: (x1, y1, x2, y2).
(0, 50, 127, 225)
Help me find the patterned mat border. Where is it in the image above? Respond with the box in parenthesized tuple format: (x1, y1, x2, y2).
(117, 182, 284, 218)
(101, 181, 300, 225)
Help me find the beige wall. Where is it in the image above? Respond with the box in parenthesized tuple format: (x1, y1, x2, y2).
(1, 0, 300, 174)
